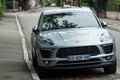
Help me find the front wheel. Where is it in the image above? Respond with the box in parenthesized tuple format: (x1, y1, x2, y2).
(32, 46, 37, 68)
(103, 61, 117, 74)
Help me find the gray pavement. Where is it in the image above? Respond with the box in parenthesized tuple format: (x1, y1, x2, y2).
(0, 17, 32, 80)
(100, 18, 120, 32)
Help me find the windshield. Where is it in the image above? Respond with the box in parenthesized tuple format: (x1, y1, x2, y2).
(41, 12, 100, 31)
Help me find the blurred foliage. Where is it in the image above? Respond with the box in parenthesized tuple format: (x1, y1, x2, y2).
(38, 0, 120, 11)
(115, 0, 120, 5)
(56, 0, 61, 6)
(107, 0, 116, 11)
(39, 0, 52, 6)
(107, 0, 120, 11)
(115, 0, 120, 11)
(0, 0, 6, 17)
(0, 11, 3, 18)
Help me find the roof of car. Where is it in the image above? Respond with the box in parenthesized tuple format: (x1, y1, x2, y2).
(42, 7, 93, 15)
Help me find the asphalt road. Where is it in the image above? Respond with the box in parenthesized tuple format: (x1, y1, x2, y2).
(18, 12, 120, 80)
(0, 17, 32, 80)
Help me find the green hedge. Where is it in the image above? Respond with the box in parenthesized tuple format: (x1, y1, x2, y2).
(0, 6, 6, 11)
(107, 0, 115, 11)
(0, 6, 6, 17)
(0, 0, 6, 17)
(0, 11, 3, 17)
(107, 0, 120, 11)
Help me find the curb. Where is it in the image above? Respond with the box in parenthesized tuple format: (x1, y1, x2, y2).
(4, 13, 15, 18)
(15, 16, 40, 80)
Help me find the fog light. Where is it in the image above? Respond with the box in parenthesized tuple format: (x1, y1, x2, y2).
(106, 56, 112, 60)
(43, 61, 49, 65)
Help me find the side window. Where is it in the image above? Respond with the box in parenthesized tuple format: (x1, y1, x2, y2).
(38, 12, 43, 30)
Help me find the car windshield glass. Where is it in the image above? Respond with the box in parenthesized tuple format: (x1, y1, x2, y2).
(41, 12, 99, 31)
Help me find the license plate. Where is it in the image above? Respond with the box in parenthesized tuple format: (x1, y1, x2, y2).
(67, 54, 90, 61)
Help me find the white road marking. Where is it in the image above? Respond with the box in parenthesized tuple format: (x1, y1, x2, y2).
(16, 16, 40, 80)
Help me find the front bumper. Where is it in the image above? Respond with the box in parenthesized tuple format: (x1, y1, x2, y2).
(39, 61, 116, 70)
(38, 43, 116, 69)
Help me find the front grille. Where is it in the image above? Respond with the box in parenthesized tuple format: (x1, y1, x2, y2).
(102, 44, 113, 54)
(56, 46, 100, 58)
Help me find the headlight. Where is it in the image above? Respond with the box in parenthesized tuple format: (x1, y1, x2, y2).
(39, 36, 54, 46)
(100, 32, 111, 42)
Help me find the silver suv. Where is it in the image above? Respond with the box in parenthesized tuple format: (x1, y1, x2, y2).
(31, 7, 116, 74)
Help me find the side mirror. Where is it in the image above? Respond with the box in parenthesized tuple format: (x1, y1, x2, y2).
(101, 21, 107, 28)
(32, 25, 39, 34)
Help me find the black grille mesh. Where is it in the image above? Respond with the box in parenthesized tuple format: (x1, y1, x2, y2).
(102, 44, 113, 54)
(56, 46, 100, 58)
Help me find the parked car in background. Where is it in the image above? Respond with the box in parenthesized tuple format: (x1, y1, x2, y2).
(50, 3, 56, 7)
(62, 5, 71, 8)
(31, 7, 116, 74)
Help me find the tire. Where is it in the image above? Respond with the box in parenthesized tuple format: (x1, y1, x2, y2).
(103, 61, 117, 74)
(32, 46, 37, 68)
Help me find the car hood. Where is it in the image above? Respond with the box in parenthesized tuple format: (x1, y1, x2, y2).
(40, 28, 111, 46)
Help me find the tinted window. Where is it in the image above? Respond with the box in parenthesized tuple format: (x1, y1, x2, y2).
(41, 12, 99, 31)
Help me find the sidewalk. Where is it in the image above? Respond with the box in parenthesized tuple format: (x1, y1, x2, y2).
(0, 16, 33, 79)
